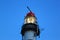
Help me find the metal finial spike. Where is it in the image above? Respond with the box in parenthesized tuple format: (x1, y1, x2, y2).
(27, 6, 31, 12)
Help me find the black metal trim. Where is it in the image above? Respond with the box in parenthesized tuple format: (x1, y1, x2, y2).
(21, 23, 40, 36)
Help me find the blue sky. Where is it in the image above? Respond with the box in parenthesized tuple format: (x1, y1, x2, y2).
(0, 0, 60, 40)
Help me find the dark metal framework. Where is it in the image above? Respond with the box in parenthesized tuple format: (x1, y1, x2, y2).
(21, 23, 40, 36)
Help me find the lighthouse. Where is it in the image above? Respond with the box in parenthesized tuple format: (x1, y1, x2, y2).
(21, 7, 40, 40)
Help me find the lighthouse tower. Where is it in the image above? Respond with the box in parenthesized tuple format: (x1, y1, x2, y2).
(21, 7, 40, 40)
